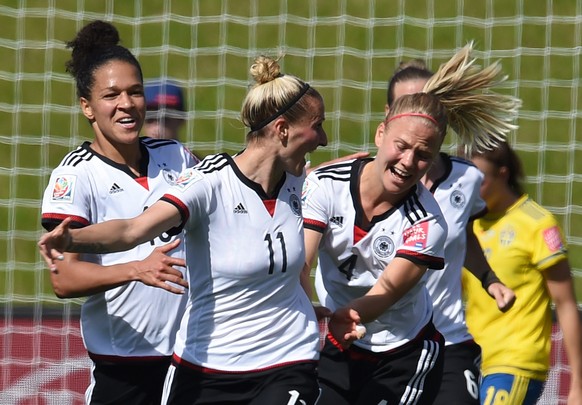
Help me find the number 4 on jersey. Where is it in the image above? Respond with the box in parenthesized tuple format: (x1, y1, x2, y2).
(338, 254, 357, 280)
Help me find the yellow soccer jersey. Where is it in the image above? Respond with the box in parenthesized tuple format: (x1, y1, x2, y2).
(462, 194, 567, 380)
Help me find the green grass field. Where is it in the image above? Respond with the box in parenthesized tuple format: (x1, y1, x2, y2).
(1, 0, 581, 305)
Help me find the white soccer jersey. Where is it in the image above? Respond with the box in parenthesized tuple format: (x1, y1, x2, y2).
(161, 153, 319, 372)
(41, 138, 198, 358)
(302, 158, 447, 352)
(424, 154, 487, 345)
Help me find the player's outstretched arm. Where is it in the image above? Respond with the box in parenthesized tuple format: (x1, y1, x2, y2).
(306, 151, 370, 174)
(39, 200, 182, 267)
(327, 257, 427, 349)
(49, 239, 188, 297)
(349, 257, 427, 323)
(464, 223, 516, 312)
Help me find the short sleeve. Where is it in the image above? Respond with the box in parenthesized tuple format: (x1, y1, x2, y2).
(301, 172, 329, 233)
(162, 167, 210, 230)
(41, 166, 92, 231)
(532, 215, 568, 271)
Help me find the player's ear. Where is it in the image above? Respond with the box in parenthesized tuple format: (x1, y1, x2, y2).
(80, 97, 94, 120)
(498, 165, 510, 182)
(374, 121, 386, 148)
(273, 118, 289, 143)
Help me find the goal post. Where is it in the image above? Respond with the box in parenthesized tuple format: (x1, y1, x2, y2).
(0, 1, 580, 404)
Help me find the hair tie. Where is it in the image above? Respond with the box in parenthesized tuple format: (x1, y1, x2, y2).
(250, 82, 311, 132)
(387, 112, 438, 127)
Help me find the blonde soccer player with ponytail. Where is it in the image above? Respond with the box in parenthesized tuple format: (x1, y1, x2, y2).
(377, 52, 516, 405)
(302, 43, 521, 405)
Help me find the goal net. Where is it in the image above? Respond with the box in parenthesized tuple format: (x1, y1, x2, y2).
(0, 1, 580, 404)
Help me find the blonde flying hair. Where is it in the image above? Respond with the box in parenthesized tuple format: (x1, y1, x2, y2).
(241, 56, 321, 141)
(387, 41, 522, 153)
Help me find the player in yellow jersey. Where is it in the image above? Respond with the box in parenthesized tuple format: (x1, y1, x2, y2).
(462, 141, 582, 405)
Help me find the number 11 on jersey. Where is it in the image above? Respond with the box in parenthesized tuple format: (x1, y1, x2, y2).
(264, 232, 287, 274)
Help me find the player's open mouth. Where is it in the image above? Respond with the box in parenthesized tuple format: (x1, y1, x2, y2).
(390, 166, 412, 180)
(118, 117, 138, 129)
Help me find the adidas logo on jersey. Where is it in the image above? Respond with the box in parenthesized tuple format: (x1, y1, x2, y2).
(330, 216, 344, 227)
(109, 183, 124, 194)
(233, 203, 247, 214)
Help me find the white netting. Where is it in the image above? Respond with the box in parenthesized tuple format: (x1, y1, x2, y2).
(0, 1, 580, 403)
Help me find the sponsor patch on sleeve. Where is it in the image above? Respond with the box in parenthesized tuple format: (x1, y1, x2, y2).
(402, 221, 428, 249)
(301, 177, 318, 205)
(543, 225, 563, 252)
(51, 175, 76, 203)
(174, 168, 203, 191)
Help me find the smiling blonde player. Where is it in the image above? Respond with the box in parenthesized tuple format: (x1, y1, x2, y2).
(303, 43, 521, 405)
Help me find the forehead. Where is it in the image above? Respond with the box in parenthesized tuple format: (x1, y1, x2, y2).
(92, 60, 141, 87)
(471, 156, 496, 174)
(386, 116, 440, 148)
(302, 96, 325, 121)
(393, 78, 428, 99)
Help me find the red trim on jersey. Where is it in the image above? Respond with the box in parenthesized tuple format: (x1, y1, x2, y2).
(263, 199, 276, 217)
(171, 353, 317, 375)
(395, 250, 445, 270)
(161, 194, 190, 223)
(303, 218, 326, 232)
(135, 176, 149, 190)
(41, 213, 90, 226)
(326, 332, 345, 352)
(353, 225, 368, 244)
(88, 351, 170, 364)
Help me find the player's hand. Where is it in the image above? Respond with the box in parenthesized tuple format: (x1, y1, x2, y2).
(486, 282, 516, 312)
(307, 151, 370, 175)
(328, 307, 366, 349)
(134, 239, 188, 294)
(38, 217, 73, 272)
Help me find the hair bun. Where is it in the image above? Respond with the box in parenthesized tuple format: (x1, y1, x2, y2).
(249, 56, 282, 85)
(67, 20, 120, 53)
(396, 59, 428, 73)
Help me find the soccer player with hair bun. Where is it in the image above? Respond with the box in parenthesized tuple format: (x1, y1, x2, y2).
(40, 55, 328, 405)
(302, 42, 521, 405)
(40, 20, 198, 404)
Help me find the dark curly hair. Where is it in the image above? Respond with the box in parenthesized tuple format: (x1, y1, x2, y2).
(65, 20, 143, 99)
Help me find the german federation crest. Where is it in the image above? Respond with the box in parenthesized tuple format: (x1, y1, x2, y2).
(450, 189, 466, 209)
(373, 235, 395, 258)
(163, 169, 180, 186)
(289, 194, 302, 216)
